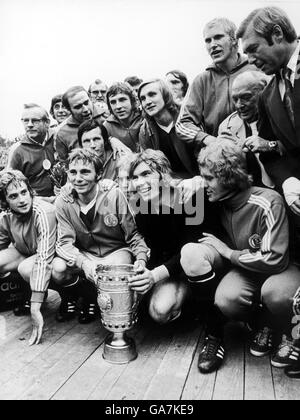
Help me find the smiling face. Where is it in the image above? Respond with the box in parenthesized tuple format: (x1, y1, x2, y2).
(5, 181, 33, 215)
(67, 159, 98, 198)
(108, 92, 133, 123)
(139, 82, 165, 118)
(241, 25, 284, 75)
(201, 167, 230, 202)
(204, 23, 237, 65)
(232, 79, 260, 123)
(52, 101, 70, 124)
(81, 127, 105, 156)
(68, 91, 93, 123)
(132, 162, 161, 201)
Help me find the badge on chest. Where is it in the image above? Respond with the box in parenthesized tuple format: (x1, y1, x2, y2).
(248, 233, 262, 251)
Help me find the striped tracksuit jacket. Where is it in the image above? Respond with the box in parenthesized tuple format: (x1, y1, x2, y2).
(0, 199, 56, 302)
(221, 186, 289, 275)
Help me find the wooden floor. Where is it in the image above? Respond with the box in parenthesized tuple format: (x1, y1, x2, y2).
(0, 290, 299, 400)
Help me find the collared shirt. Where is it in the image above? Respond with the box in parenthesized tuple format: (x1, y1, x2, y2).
(279, 41, 300, 99)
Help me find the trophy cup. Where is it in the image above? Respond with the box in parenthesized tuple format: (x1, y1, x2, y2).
(95, 264, 138, 364)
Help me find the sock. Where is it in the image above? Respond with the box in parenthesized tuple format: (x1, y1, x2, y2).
(78, 280, 98, 306)
(187, 270, 215, 284)
(205, 305, 227, 339)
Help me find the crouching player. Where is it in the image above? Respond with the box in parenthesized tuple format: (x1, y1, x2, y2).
(0, 170, 56, 345)
(52, 149, 149, 323)
(181, 139, 300, 374)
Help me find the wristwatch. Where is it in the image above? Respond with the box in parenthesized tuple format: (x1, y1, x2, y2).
(268, 141, 278, 151)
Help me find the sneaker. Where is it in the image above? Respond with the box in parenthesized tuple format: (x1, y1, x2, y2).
(284, 346, 300, 378)
(250, 326, 274, 357)
(78, 302, 98, 324)
(55, 299, 77, 322)
(271, 335, 299, 368)
(198, 334, 225, 374)
(13, 300, 31, 316)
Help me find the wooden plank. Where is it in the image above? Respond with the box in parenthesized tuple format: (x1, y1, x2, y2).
(0, 290, 79, 386)
(142, 321, 201, 400)
(104, 322, 175, 400)
(272, 366, 300, 400)
(212, 322, 245, 400)
(0, 318, 79, 386)
(181, 327, 216, 400)
(87, 324, 154, 400)
(53, 324, 148, 400)
(244, 352, 275, 400)
(0, 322, 105, 400)
(0, 290, 59, 343)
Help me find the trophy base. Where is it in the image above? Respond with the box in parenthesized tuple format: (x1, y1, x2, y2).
(103, 334, 137, 364)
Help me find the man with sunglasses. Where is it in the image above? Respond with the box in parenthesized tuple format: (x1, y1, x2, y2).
(9, 103, 56, 201)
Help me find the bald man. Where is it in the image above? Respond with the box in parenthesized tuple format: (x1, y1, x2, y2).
(218, 70, 278, 188)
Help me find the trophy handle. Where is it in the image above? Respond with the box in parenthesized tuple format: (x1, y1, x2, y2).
(132, 291, 140, 313)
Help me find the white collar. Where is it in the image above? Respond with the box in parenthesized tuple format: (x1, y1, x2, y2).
(156, 121, 174, 133)
(79, 184, 99, 214)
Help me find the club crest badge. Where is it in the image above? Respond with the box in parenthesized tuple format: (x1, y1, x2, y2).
(104, 214, 118, 227)
(248, 233, 262, 251)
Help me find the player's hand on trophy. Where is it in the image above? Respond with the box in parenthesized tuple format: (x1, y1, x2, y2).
(81, 260, 97, 283)
(29, 302, 44, 346)
(133, 259, 146, 273)
(129, 267, 154, 295)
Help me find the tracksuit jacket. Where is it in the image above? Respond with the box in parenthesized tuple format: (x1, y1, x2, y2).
(0, 199, 56, 302)
(175, 55, 254, 153)
(139, 113, 198, 178)
(222, 186, 289, 274)
(104, 110, 143, 152)
(56, 105, 104, 162)
(55, 185, 149, 268)
(9, 131, 56, 197)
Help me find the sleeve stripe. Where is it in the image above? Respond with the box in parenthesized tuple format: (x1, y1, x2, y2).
(175, 121, 199, 138)
(239, 251, 270, 263)
(33, 203, 50, 291)
(56, 222, 77, 263)
(238, 195, 276, 264)
(293, 286, 300, 316)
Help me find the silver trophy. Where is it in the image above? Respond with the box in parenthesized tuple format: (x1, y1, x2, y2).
(95, 264, 138, 364)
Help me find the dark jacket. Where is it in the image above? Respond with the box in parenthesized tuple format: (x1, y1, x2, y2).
(258, 57, 300, 189)
(135, 188, 202, 277)
(9, 130, 56, 197)
(56, 105, 103, 161)
(139, 113, 198, 178)
(134, 186, 216, 276)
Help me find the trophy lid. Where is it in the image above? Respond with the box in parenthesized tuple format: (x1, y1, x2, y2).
(96, 264, 137, 275)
